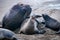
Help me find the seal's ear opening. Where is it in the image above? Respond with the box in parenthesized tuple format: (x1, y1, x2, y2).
(12, 37, 17, 40)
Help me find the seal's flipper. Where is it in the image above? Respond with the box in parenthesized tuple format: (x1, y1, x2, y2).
(35, 30, 46, 34)
(39, 30, 46, 34)
(56, 30, 60, 34)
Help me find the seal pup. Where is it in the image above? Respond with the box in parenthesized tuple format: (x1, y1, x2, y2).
(19, 15, 46, 35)
(42, 14, 60, 34)
(0, 28, 17, 40)
(2, 3, 32, 33)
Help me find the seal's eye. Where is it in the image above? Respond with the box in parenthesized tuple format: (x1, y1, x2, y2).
(22, 7, 27, 13)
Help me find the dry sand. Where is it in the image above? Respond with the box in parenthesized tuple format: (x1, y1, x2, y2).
(0, 0, 60, 40)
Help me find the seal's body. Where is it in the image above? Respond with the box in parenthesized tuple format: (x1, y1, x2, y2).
(42, 14, 60, 34)
(2, 4, 32, 32)
(20, 15, 46, 35)
(0, 28, 17, 40)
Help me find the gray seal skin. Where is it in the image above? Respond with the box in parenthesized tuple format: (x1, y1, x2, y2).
(42, 14, 60, 34)
(2, 3, 32, 32)
(20, 15, 46, 35)
(0, 28, 17, 40)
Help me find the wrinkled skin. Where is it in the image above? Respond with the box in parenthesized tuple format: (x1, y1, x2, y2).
(2, 4, 32, 32)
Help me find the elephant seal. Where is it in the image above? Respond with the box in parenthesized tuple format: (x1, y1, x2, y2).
(42, 14, 60, 34)
(19, 15, 46, 35)
(0, 28, 17, 40)
(2, 3, 32, 33)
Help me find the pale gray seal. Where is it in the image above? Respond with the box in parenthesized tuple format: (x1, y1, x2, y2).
(0, 28, 17, 40)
